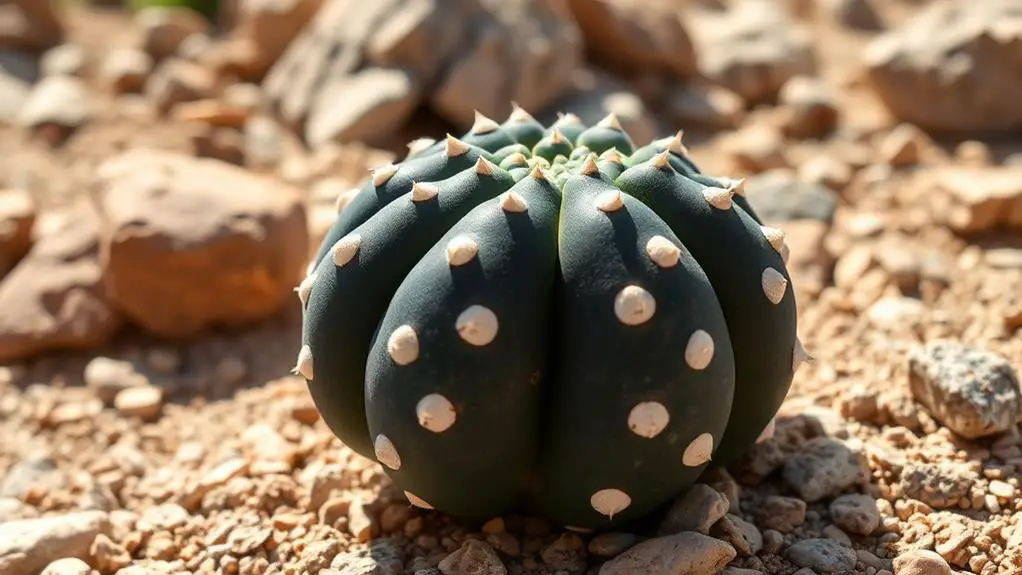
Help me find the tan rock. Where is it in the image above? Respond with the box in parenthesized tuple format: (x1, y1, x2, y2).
(0, 511, 110, 575)
(566, 0, 697, 78)
(0, 200, 122, 362)
(305, 67, 421, 148)
(928, 166, 1022, 234)
(137, 6, 210, 61)
(113, 386, 164, 421)
(0, 188, 34, 277)
(598, 531, 735, 575)
(96, 149, 308, 337)
(893, 550, 951, 575)
(208, 0, 325, 82)
(145, 58, 217, 115)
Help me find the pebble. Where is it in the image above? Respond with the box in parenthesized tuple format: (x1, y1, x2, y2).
(541, 533, 586, 572)
(866, 296, 926, 328)
(782, 438, 869, 502)
(40, 44, 87, 77)
(84, 357, 150, 405)
(785, 538, 857, 573)
(438, 539, 506, 575)
(828, 493, 881, 535)
(778, 75, 840, 138)
(588, 533, 638, 557)
(40, 557, 91, 575)
(754, 495, 807, 533)
(743, 170, 839, 223)
(899, 461, 975, 509)
(113, 385, 164, 421)
(908, 340, 1021, 439)
(710, 514, 763, 556)
(330, 539, 403, 575)
(659, 483, 729, 534)
(892, 550, 951, 575)
(597, 531, 735, 575)
(17, 75, 92, 131)
(1, 456, 59, 499)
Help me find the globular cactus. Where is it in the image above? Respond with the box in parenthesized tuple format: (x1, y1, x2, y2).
(296, 103, 810, 531)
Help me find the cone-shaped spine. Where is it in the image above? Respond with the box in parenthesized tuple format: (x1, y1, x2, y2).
(500, 103, 547, 149)
(533, 130, 575, 163)
(575, 114, 636, 156)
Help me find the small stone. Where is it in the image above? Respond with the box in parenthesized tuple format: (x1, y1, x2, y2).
(867, 296, 926, 328)
(329, 539, 403, 574)
(588, 533, 637, 558)
(892, 550, 951, 575)
(828, 494, 880, 535)
(100, 48, 152, 94)
(899, 461, 976, 509)
(18, 75, 91, 132)
(753, 496, 806, 533)
(660, 484, 729, 534)
(762, 529, 784, 554)
(598, 532, 735, 575)
(113, 385, 164, 421)
(1, 456, 60, 499)
(721, 124, 789, 173)
(785, 539, 857, 573)
(438, 539, 506, 575)
(710, 514, 762, 556)
(777, 75, 839, 139)
(782, 438, 869, 502)
(540, 533, 586, 572)
(879, 123, 928, 167)
(84, 357, 150, 405)
(822, 525, 852, 546)
(40, 557, 90, 575)
(908, 340, 1021, 439)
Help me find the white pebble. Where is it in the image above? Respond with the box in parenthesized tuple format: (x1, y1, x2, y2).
(682, 433, 714, 467)
(614, 285, 656, 326)
(684, 330, 715, 370)
(387, 325, 419, 366)
(416, 393, 457, 433)
(456, 305, 499, 346)
(628, 401, 670, 438)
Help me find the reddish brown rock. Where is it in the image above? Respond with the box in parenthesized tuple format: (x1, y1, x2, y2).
(96, 149, 308, 338)
(0, 200, 122, 362)
(0, 188, 35, 277)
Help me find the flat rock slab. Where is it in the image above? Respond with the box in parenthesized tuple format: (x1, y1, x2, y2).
(96, 149, 308, 338)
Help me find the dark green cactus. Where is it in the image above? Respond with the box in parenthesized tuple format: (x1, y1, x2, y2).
(297, 107, 809, 531)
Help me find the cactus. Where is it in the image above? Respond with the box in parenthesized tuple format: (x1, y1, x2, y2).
(297, 106, 809, 531)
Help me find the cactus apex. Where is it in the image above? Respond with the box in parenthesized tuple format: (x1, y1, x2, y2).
(407, 137, 436, 155)
(331, 234, 362, 267)
(372, 163, 399, 187)
(684, 329, 715, 370)
(556, 111, 584, 124)
(613, 285, 656, 326)
(411, 181, 440, 202)
(508, 101, 535, 123)
(600, 147, 624, 165)
(590, 489, 631, 519)
(651, 149, 672, 170)
(596, 112, 624, 131)
(387, 324, 420, 366)
(645, 235, 681, 268)
(595, 189, 624, 212)
(405, 491, 434, 509)
(295, 271, 316, 307)
(580, 153, 600, 176)
(293, 344, 314, 380)
(445, 234, 479, 267)
(702, 185, 734, 210)
(682, 432, 714, 467)
(760, 225, 786, 253)
(529, 164, 547, 181)
(455, 304, 500, 346)
(471, 110, 501, 135)
(792, 338, 813, 372)
(416, 393, 457, 433)
(761, 267, 788, 304)
(627, 401, 670, 439)
(499, 190, 529, 213)
(756, 417, 776, 443)
(444, 133, 470, 157)
(374, 434, 402, 470)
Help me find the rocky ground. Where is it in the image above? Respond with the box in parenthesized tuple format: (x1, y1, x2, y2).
(2, 0, 1022, 574)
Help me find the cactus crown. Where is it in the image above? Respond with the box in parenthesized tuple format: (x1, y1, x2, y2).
(297, 106, 805, 531)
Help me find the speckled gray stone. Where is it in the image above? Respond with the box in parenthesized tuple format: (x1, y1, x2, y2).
(908, 340, 1021, 439)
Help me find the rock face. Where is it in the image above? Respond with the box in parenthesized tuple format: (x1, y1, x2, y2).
(0, 201, 123, 362)
(262, 0, 583, 146)
(863, 0, 1022, 134)
(96, 149, 308, 338)
(908, 340, 1021, 439)
(688, 0, 815, 105)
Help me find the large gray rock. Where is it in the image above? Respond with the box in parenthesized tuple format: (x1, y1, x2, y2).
(863, 0, 1022, 134)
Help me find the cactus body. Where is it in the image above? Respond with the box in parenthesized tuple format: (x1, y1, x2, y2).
(299, 109, 806, 530)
